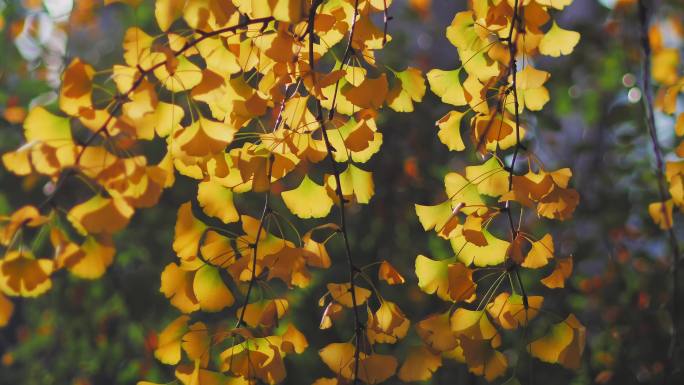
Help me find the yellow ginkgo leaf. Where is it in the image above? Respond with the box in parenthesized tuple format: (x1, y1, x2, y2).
(416, 312, 459, 352)
(160, 263, 200, 313)
(539, 22, 580, 57)
(59, 236, 116, 279)
(357, 353, 398, 384)
(236, 298, 289, 328)
(427, 69, 467, 106)
(155, 315, 189, 365)
(59, 58, 94, 117)
(649, 200, 674, 230)
(522, 233, 554, 268)
(529, 314, 586, 369)
(415, 255, 477, 302)
(23, 107, 72, 145)
(281, 323, 309, 354)
(378, 260, 405, 285)
(459, 336, 508, 382)
(541, 256, 573, 289)
(197, 180, 239, 224)
(398, 346, 442, 382)
(182, 321, 211, 367)
(154, 55, 203, 92)
(387, 67, 426, 112)
(327, 164, 375, 204)
(155, 0, 185, 31)
(0, 250, 53, 297)
(415, 255, 449, 299)
(486, 292, 543, 330)
(174, 202, 207, 260)
(514, 65, 550, 111)
(535, 0, 573, 10)
(450, 229, 510, 267)
(68, 195, 134, 235)
(450, 308, 499, 342)
(436, 110, 466, 151)
(327, 282, 371, 308)
(282, 175, 334, 219)
(465, 157, 508, 198)
(367, 301, 410, 344)
(319, 343, 356, 379)
(414, 200, 461, 239)
(344, 74, 389, 110)
(193, 264, 235, 312)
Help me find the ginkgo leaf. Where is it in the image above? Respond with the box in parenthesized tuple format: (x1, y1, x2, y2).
(327, 282, 371, 307)
(459, 336, 508, 382)
(427, 69, 467, 106)
(59, 58, 94, 117)
(357, 353, 398, 384)
(282, 175, 334, 219)
(193, 264, 234, 312)
(541, 256, 573, 289)
(451, 229, 510, 266)
(436, 110, 466, 151)
(415, 201, 461, 239)
(378, 261, 405, 285)
(197, 180, 239, 224)
(649, 200, 674, 230)
(416, 312, 459, 352)
(155, 0, 184, 31)
(344, 74, 389, 109)
(182, 321, 210, 367)
(0, 250, 53, 297)
(486, 292, 543, 330)
(515, 65, 550, 111)
(522, 234, 554, 268)
(529, 314, 586, 369)
(535, 0, 573, 10)
(319, 342, 398, 384)
(23, 107, 72, 145)
(398, 346, 442, 382)
(327, 164, 375, 204)
(154, 55, 203, 92)
(0, 292, 13, 327)
(387, 67, 426, 112)
(319, 342, 356, 379)
(236, 298, 289, 328)
(465, 157, 508, 198)
(367, 301, 410, 344)
(160, 263, 200, 313)
(415, 255, 476, 302)
(68, 194, 134, 235)
(450, 308, 499, 342)
(174, 202, 207, 260)
(155, 315, 189, 365)
(281, 324, 308, 354)
(539, 22, 580, 57)
(59, 236, 115, 279)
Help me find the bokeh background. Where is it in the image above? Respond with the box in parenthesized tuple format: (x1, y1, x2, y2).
(1, 0, 683, 384)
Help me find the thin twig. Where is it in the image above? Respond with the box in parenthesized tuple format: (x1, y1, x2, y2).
(308, 1, 363, 383)
(637, 1, 681, 379)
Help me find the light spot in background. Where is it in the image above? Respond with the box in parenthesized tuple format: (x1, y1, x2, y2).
(622, 73, 636, 87)
(628, 87, 642, 103)
(44, 0, 73, 22)
(417, 32, 432, 50)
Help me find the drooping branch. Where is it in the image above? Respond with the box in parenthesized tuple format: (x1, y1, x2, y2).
(637, 0, 681, 377)
(39, 16, 275, 210)
(308, 0, 364, 383)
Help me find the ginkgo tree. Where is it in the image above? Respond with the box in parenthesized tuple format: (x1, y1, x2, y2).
(2, 0, 663, 383)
